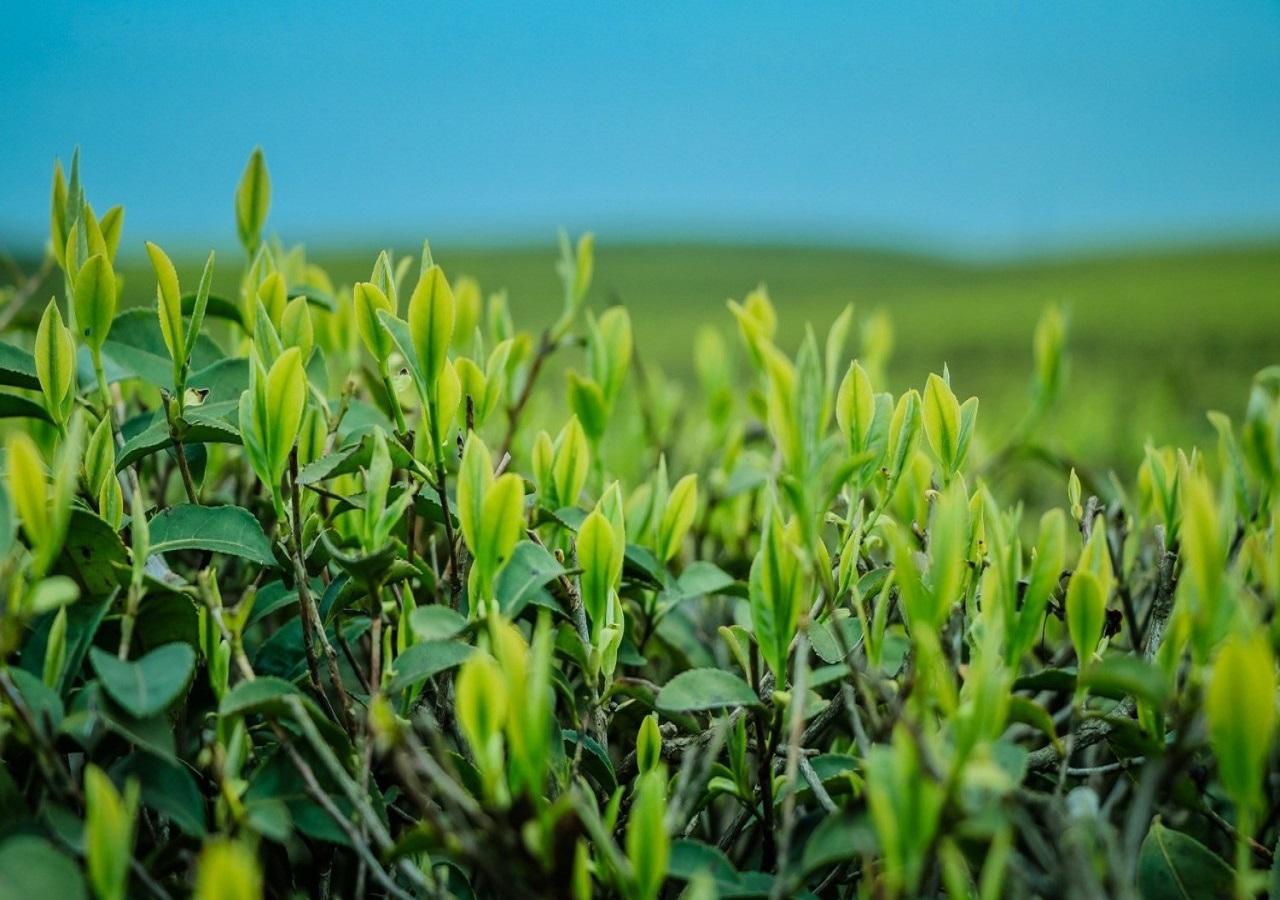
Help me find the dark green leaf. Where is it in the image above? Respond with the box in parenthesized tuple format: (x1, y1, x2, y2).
(562, 729, 617, 794)
(96, 309, 225, 388)
(147, 503, 276, 566)
(1014, 667, 1079, 694)
(219, 675, 305, 719)
(624, 542, 671, 591)
(117, 401, 241, 471)
(133, 593, 200, 652)
(0, 392, 50, 421)
(408, 606, 468, 642)
(297, 434, 408, 485)
(56, 507, 128, 595)
(1138, 819, 1234, 899)
(809, 614, 862, 665)
(669, 838, 740, 884)
(0, 836, 87, 900)
(656, 668, 759, 714)
(659, 561, 739, 614)
(181, 291, 244, 327)
(73, 682, 178, 761)
(188, 357, 249, 404)
(494, 541, 567, 618)
(220, 676, 351, 756)
(0, 342, 39, 390)
(1080, 655, 1170, 708)
(7, 667, 64, 734)
(385, 640, 474, 695)
(1007, 696, 1063, 754)
(90, 643, 195, 719)
(111, 752, 207, 837)
(800, 811, 876, 875)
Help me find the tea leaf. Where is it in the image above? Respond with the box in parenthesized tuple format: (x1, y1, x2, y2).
(146, 504, 276, 566)
(73, 253, 117, 352)
(35, 299, 76, 424)
(90, 643, 196, 719)
(1137, 820, 1233, 900)
(407, 264, 455, 387)
(146, 241, 184, 375)
(656, 668, 759, 713)
(235, 147, 271, 252)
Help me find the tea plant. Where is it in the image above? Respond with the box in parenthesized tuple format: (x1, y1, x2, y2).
(0, 149, 1278, 899)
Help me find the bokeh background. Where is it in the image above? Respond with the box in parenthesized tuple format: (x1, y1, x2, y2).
(3, 2, 1278, 473)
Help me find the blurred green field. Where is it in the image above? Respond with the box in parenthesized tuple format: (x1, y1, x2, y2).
(295, 240, 1280, 476)
(12, 239, 1280, 476)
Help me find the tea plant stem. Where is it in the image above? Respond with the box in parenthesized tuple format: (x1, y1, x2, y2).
(774, 626, 812, 899)
(285, 695, 436, 895)
(381, 370, 409, 435)
(749, 644, 777, 867)
(163, 399, 199, 504)
(206, 597, 430, 899)
(1065, 757, 1144, 776)
(432, 457, 462, 606)
(420, 399, 463, 605)
(289, 449, 354, 733)
(1202, 802, 1273, 865)
(566, 546, 608, 750)
(499, 331, 554, 460)
(354, 583, 386, 899)
(324, 377, 356, 455)
(1027, 549, 1177, 772)
(276, 733, 420, 900)
(0, 667, 174, 900)
(799, 757, 838, 813)
(117, 581, 142, 659)
(0, 666, 79, 799)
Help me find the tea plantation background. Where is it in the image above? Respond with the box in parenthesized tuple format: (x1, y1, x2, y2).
(13, 237, 1275, 470)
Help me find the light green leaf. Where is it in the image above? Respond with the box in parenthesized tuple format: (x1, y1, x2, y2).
(1207, 632, 1276, 812)
(146, 241, 184, 374)
(194, 839, 262, 900)
(354, 281, 395, 365)
(407, 264, 455, 387)
(235, 146, 271, 252)
(263, 346, 307, 481)
(1066, 570, 1105, 673)
(749, 504, 803, 683)
(6, 430, 48, 547)
(923, 372, 960, 473)
(577, 510, 615, 628)
(566, 371, 607, 444)
(456, 433, 494, 557)
(627, 768, 669, 900)
(35, 298, 76, 424)
(84, 764, 138, 900)
(73, 253, 117, 352)
(658, 473, 698, 563)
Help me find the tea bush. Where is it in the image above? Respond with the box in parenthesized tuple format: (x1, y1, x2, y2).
(1, 149, 1278, 899)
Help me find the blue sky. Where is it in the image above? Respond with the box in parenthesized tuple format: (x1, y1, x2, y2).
(2, 2, 1278, 255)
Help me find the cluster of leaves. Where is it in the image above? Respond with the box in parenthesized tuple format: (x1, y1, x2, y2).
(1, 149, 1279, 900)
